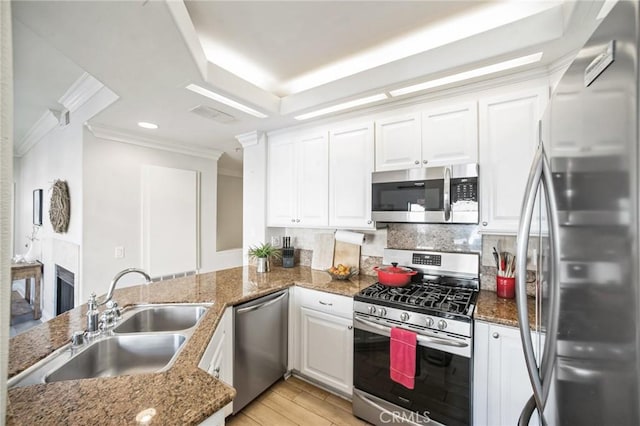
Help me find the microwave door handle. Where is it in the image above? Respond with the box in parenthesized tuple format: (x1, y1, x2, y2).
(443, 167, 451, 221)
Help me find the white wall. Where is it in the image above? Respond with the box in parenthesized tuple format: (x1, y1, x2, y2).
(240, 132, 267, 265)
(217, 173, 243, 251)
(82, 131, 219, 300)
(13, 86, 117, 319)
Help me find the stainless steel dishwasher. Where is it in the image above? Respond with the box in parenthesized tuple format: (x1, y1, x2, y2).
(233, 289, 288, 414)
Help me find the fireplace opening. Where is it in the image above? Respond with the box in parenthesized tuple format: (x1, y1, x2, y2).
(56, 265, 74, 315)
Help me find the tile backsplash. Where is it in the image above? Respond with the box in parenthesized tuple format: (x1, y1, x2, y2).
(268, 224, 539, 295)
(387, 223, 482, 253)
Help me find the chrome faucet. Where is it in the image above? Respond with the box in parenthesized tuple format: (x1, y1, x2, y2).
(98, 268, 152, 330)
(102, 268, 152, 305)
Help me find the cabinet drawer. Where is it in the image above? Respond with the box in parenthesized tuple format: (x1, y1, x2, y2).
(296, 287, 353, 318)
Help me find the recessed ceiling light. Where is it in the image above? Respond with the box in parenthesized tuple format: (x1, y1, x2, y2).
(294, 93, 388, 121)
(389, 52, 544, 97)
(185, 84, 268, 118)
(137, 121, 159, 129)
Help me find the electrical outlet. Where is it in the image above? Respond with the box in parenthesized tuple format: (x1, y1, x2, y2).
(270, 236, 281, 247)
(115, 246, 125, 259)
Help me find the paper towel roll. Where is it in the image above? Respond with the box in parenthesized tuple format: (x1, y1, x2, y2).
(334, 230, 365, 246)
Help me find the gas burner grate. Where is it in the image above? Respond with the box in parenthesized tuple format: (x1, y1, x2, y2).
(358, 282, 476, 316)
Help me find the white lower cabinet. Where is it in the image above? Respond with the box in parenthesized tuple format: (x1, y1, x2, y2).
(199, 307, 233, 419)
(299, 307, 353, 395)
(293, 287, 354, 396)
(474, 321, 544, 426)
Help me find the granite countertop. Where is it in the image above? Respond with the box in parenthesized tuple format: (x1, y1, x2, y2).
(475, 290, 538, 328)
(6, 265, 533, 425)
(6, 266, 376, 426)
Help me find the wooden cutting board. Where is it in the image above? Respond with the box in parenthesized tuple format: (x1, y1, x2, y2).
(311, 233, 335, 270)
(333, 240, 361, 270)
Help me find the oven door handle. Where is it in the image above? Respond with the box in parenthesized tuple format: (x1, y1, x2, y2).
(354, 315, 468, 348)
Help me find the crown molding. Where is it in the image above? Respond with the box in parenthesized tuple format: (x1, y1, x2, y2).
(58, 72, 105, 112)
(14, 110, 58, 157)
(235, 130, 265, 148)
(87, 124, 224, 161)
(218, 167, 243, 178)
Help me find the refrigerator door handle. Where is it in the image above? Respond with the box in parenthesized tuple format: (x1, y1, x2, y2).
(518, 394, 540, 426)
(516, 140, 545, 413)
(539, 146, 561, 406)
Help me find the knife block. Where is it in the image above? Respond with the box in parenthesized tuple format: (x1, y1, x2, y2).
(282, 247, 295, 268)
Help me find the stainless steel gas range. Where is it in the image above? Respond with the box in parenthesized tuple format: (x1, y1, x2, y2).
(352, 248, 480, 426)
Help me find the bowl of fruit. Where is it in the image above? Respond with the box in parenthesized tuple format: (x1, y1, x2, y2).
(327, 264, 358, 280)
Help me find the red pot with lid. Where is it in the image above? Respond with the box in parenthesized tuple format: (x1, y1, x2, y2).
(373, 262, 418, 287)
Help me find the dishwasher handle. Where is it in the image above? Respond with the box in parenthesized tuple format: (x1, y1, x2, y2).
(236, 291, 288, 314)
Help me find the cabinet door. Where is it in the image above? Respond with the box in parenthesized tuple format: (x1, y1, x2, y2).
(422, 101, 478, 166)
(474, 321, 544, 426)
(375, 114, 421, 171)
(329, 123, 374, 228)
(297, 132, 329, 227)
(199, 308, 233, 417)
(299, 307, 353, 396)
(267, 137, 297, 226)
(479, 86, 548, 233)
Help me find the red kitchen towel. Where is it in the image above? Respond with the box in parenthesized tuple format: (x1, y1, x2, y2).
(390, 327, 417, 390)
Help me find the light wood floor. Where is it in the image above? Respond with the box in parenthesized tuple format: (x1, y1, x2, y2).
(226, 376, 371, 426)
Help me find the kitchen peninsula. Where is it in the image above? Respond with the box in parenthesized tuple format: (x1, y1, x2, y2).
(7, 265, 532, 425)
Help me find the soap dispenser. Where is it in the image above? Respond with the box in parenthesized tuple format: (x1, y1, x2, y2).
(86, 292, 100, 335)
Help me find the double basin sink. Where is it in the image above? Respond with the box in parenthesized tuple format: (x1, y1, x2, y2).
(9, 304, 210, 388)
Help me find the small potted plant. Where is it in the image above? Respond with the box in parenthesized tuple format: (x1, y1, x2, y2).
(248, 242, 282, 273)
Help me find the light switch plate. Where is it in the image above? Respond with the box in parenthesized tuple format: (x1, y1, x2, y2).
(115, 246, 125, 259)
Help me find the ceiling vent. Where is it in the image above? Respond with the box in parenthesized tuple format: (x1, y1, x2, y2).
(189, 105, 237, 124)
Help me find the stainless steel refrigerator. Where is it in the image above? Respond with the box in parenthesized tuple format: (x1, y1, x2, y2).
(515, 1, 640, 425)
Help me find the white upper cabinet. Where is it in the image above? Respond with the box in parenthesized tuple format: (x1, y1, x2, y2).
(479, 83, 548, 234)
(329, 122, 375, 229)
(375, 113, 421, 171)
(422, 101, 478, 167)
(297, 132, 329, 227)
(267, 136, 297, 227)
(267, 131, 329, 227)
(374, 102, 478, 172)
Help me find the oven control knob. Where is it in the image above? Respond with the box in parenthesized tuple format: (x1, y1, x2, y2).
(368, 306, 377, 315)
(400, 312, 410, 322)
(438, 320, 447, 330)
(425, 317, 434, 327)
(379, 308, 387, 317)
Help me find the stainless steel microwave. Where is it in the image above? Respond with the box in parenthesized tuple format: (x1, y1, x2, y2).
(371, 163, 479, 224)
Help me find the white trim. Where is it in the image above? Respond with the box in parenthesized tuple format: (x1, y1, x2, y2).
(165, 0, 208, 81)
(58, 72, 105, 113)
(218, 167, 243, 178)
(86, 124, 224, 161)
(235, 130, 264, 148)
(14, 110, 58, 157)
